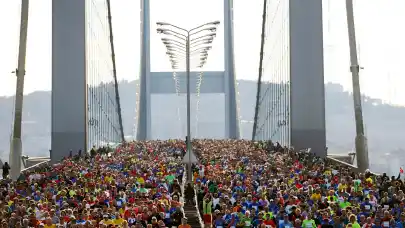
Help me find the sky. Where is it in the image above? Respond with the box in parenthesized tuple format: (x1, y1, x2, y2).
(0, 0, 404, 105)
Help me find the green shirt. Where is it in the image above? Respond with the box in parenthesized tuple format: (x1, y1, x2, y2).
(327, 195, 337, 202)
(165, 175, 175, 184)
(302, 219, 316, 228)
(339, 201, 351, 209)
(240, 217, 252, 228)
(208, 183, 218, 193)
(202, 200, 212, 214)
(351, 222, 361, 228)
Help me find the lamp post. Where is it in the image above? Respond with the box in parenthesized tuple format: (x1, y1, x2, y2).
(157, 21, 220, 182)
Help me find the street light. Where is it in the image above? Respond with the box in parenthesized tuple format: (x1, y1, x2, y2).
(165, 46, 212, 56)
(169, 57, 208, 70)
(163, 42, 184, 47)
(165, 45, 211, 61)
(156, 20, 220, 29)
(169, 56, 208, 62)
(157, 21, 220, 182)
(161, 38, 185, 46)
(167, 54, 209, 69)
(166, 40, 212, 50)
(162, 34, 216, 45)
(191, 39, 214, 45)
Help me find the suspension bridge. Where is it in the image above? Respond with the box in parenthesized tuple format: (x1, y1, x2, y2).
(3, 0, 404, 179)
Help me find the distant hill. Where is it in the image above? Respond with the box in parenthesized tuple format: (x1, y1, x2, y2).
(1, 80, 404, 164)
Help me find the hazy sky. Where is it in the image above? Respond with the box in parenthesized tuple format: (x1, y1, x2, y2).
(0, 0, 404, 105)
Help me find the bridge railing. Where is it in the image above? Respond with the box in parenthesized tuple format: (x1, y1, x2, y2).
(289, 148, 381, 176)
(326, 156, 358, 171)
(326, 156, 381, 176)
(20, 160, 51, 173)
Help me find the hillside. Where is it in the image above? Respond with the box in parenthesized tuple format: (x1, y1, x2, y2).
(0, 80, 404, 164)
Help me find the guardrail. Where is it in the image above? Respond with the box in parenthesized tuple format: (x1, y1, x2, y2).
(193, 180, 204, 227)
(20, 160, 50, 172)
(327, 156, 358, 170)
(326, 156, 381, 176)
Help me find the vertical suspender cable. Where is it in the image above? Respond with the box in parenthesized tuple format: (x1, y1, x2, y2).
(106, 0, 125, 142)
(132, 81, 141, 140)
(252, 0, 268, 140)
(171, 71, 183, 138)
(194, 71, 203, 137)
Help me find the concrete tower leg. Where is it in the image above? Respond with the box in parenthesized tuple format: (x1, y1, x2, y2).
(223, 0, 240, 139)
(137, 0, 152, 140)
(51, 0, 87, 162)
(289, 0, 326, 157)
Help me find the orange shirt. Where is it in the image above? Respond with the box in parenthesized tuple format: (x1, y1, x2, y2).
(232, 205, 241, 212)
(178, 225, 192, 228)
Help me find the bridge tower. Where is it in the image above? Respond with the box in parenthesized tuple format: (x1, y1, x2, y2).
(51, 0, 124, 162)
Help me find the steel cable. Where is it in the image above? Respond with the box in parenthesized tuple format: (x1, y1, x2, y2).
(194, 71, 204, 137)
(172, 70, 185, 138)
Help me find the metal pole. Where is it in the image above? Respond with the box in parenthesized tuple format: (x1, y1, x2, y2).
(10, 0, 29, 180)
(345, 0, 369, 172)
(156, 22, 218, 181)
(186, 33, 192, 182)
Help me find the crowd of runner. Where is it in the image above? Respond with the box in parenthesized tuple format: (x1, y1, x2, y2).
(0, 140, 188, 228)
(0, 139, 403, 227)
(191, 139, 404, 228)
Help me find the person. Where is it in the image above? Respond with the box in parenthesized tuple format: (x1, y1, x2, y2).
(184, 182, 195, 205)
(348, 214, 361, 228)
(202, 193, 213, 226)
(178, 218, 191, 228)
(2, 161, 10, 179)
(90, 146, 96, 157)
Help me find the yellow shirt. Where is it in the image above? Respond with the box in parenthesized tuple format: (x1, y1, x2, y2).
(338, 184, 347, 192)
(160, 199, 169, 206)
(44, 225, 56, 228)
(114, 218, 125, 225)
(105, 176, 113, 183)
(99, 219, 113, 225)
(137, 177, 145, 184)
(311, 193, 321, 201)
(69, 190, 76, 197)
